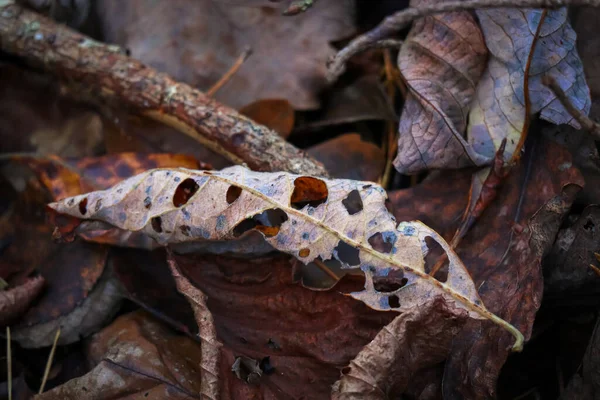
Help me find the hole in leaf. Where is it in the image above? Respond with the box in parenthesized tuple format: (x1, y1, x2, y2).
(423, 236, 448, 283)
(144, 196, 152, 209)
(374, 269, 408, 292)
(290, 176, 328, 209)
(342, 190, 363, 215)
(368, 232, 395, 254)
(151, 216, 163, 233)
(233, 208, 288, 238)
(173, 178, 199, 207)
(226, 185, 243, 204)
(299, 248, 310, 257)
(78, 198, 88, 215)
(334, 241, 360, 266)
(259, 357, 275, 375)
(584, 219, 595, 231)
(388, 295, 400, 308)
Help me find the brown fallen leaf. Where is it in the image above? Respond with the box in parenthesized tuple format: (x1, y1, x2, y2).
(239, 99, 295, 139)
(173, 252, 394, 399)
(307, 133, 385, 182)
(97, 0, 355, 110)
(0, 276, 45, 326)
(167, 250, 221, 400)
(573, 7, 600, 97)
(36, 310, 209, 400)
(394, 0, 489, 174)
(443, 139, 584, 398)
(332, 297, 468, 399)
(387, 137, 584, 397)
(26, 152, 204, 200)
(48, 166, 524, 348)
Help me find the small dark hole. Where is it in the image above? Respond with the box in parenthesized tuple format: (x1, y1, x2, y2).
(334, 241, 360, 266)
(173, 178, 200, 207)
(368, 231, 395, 254)
(374, 269, 408, 292)
(151, 216, 163, 233)
(290, 176, 328, 209)
(144, 196, 152, 209)
(233, 208, 289, 238)
(226, 185, 243, 204)
(424, 237, 448, 283)
(342, 189, 363, 215)
(388, 295, 400, 308)
(78, 198, 88, 215)
(584, 220, 595, 231)
(342, 367, 351, 374)
(180, 225, 191, 236)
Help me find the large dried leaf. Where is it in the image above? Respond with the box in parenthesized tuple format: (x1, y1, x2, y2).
(468, 8, 591, 160)
(332, 297, 468, 399)
(394, 0, 489, 174)
(36, 310, 209, 399)
(48, 166, 523, 347)
(97, 0, 355, 110)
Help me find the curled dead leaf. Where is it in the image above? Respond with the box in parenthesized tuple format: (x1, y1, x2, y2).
(0, 275, 45, 326)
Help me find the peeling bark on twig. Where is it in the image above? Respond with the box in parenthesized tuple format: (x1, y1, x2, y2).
(0, 4, 328, 176)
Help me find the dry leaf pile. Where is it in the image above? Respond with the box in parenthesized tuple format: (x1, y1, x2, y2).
(0, 0, 599, 399)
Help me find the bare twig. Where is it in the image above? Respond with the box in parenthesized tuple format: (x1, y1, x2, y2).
(543, 75, 600, 140)
(206, 46, 252, 97)
(39, 327, 60, 394)
(0, 4, 328, 176)
(328, 0, 600, 81)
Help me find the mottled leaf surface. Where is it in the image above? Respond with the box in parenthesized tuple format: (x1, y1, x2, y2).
(48, 166, 522, 345)
(468, 8, 591, 160)
(395, 0, 489, 173)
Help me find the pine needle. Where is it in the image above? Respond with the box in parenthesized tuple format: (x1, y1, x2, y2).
(38, 327, 61, 394)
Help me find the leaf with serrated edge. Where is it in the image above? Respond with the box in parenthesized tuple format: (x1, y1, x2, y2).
(47, 165, 524, 350)
(468, 8, 591, 161)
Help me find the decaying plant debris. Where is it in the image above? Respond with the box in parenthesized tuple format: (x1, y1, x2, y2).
(1, 0, 600, 398)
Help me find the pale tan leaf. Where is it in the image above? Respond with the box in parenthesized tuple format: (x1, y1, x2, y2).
(468, 8, 591, 161)
(48, 166, 523, 349)
(394, 0, 489, 174)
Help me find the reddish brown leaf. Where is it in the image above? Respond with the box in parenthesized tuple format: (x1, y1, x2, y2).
(388, 137, 584, 396)
(36, 311, 209, 399)
(307, 134, 385, 182)
(239, 99, 295, 139)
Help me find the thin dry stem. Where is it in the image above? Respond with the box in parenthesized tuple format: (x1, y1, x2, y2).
(206, 46, 252, 97)
(543, 75, 600, 140)
(39, 327, 61, 394)
(6, 327, 11, 400)
(328, 0, 600, 81)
